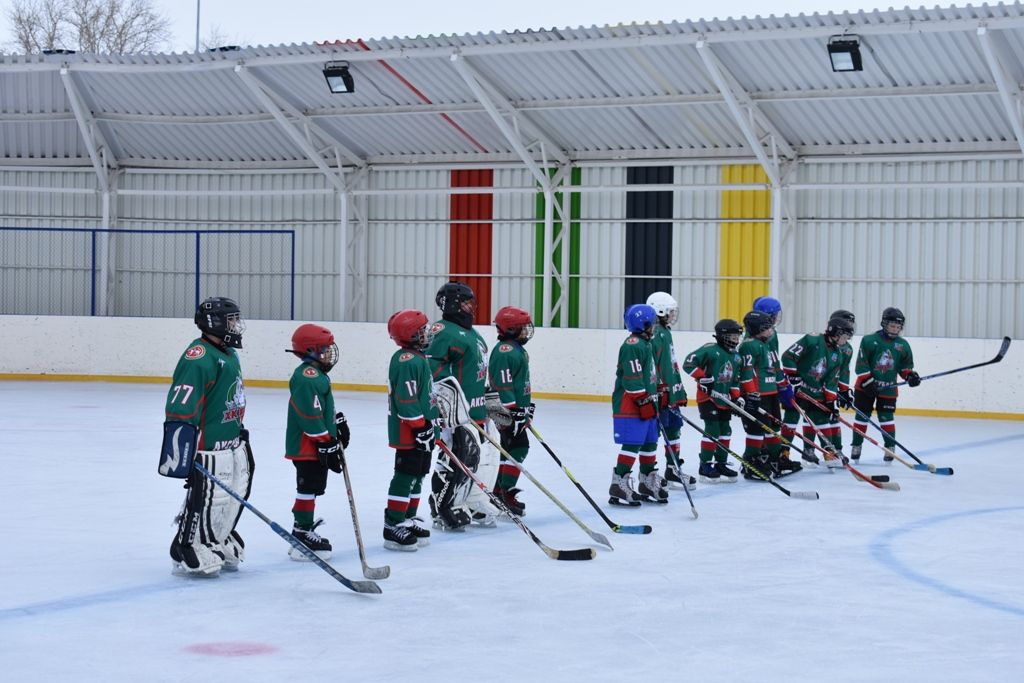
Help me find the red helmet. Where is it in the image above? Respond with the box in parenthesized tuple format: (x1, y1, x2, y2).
(290, 323, 339, 372)
(387, 309, 432, 349)
(494, 306, 534, 343)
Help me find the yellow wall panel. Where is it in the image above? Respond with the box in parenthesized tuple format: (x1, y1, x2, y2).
(720, 165, 770, 321)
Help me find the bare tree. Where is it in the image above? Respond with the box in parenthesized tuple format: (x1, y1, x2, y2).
(6, 0, 171, 54)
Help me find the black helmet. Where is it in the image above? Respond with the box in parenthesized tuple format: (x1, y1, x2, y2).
(881, 307, 905, 326)
(743, 310, 774, 337)
(830, 309, 856, 327)
(436, 281, 477, 328)
(714, 318, 743, 351)
(195, 297, 244, 348)
(826, 316, 855, 343)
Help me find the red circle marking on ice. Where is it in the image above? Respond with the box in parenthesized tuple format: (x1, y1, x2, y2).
(183, 642, 278, 657)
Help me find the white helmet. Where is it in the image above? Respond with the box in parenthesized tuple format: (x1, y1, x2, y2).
(646, 291, 678, 326)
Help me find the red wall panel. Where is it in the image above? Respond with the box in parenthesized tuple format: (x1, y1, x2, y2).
(449, 169, 493, 324)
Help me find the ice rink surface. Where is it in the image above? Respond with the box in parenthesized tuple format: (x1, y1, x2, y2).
(1, 380, 1021, 682)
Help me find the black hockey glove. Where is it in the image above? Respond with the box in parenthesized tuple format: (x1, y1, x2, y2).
(860, 377, 878, 397)
(316, 438, 344, 473)
(787, 375, 803, 391)
(413, 422, 436, 454)
(823, 399, 839, 418)
(740, 393, 761, 416)
(906, 371, 921, 387)
(837, 387, 853, 409)
(238, 426, 250, 444)
(697, 376, 715, 394)
(334, 412, 350, 449)
(510, 404, 535, 436)
(636, 394, 658, 420)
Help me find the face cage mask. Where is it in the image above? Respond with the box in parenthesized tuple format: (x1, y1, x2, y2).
(225, 313, 246, 337)
(520, 322, 535, 342)
(413, 323, 435, 350)
(883, 321, 904, 337)
(665, 308, 678, 326)
(721, 332, 741, 350)
(317, 342, 340, 372)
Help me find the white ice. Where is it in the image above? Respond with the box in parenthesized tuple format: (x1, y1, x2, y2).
(0, 381, 1021, 682)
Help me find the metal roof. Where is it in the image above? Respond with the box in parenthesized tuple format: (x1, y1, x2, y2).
(2, 3, 1024, 172)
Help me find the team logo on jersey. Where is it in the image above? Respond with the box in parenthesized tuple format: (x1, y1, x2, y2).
(810, 358, 827, 380)
(430, 322, 444, 335)
(399, 352, 414, 362)
(717, 362, 735, 383)
(499, 343, 513, 353)
(184, 344, 205, 360)
(303, 367, 319, 378)
(626, 337, 639, 345)
(875, 350, 895, 372)
(222, 378, 246, 424)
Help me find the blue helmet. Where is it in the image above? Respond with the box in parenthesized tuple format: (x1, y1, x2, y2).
(754, 296, 781, 317)
(623, 304, 657, 334)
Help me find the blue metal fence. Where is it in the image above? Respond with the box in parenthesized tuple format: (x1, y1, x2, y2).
(0, 227, 296, 319)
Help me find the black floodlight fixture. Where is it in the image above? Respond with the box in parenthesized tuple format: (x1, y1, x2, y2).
(828, 35, 862, 72)
(323, 61, 355, 94)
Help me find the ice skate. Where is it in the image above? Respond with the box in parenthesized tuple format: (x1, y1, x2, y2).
(698, 461, 721, 484)
(401, 517, 431, 548)
(608, 472, 641, 506)
(665, 462, 697, 491)
(383, 521, 418, 552)
(850, 444, 862, 462)
(493, 485, 526, 517)
(638, 470, 669, 504)
(714, 461, 738, 482)
(289, 519, 332, 561)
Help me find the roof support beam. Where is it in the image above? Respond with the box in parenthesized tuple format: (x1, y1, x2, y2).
(449, 52, 553, 190)
(976, 27, 1024, 158)
(234, 65, 365, 184)
(59, 67, 116, 192)
(695, 41, 787, 186)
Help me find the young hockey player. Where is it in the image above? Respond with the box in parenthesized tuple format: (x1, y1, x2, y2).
(488, 306, 535, 516)
(645, 291, 694, 490)
(780, 315, 855, 467)
(426, 281, 497, 530)
(383, 309, 437, 551)
(284, 323, 348, 560)
(163, 296, 251, 577)
(753, 296, 800, 472)
(609, 304, 667, 505)
(737, 310, 796, 479)
(830, 309, 857, 437)
(683, 319, 743, 483)
(850, 307, 919, 461)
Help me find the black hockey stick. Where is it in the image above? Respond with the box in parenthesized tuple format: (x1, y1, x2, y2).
(679, 411, 819, 500)
(528, 424, 653, 534)
(192, 461, 382, 594)
(655, 416, 699, 519)
(895, 336, 1011, 386)
(786, 398, 901, 491)
(338, 452, 391, 579)
(435, 439, 595, 561)
(848, 405, 954, 475)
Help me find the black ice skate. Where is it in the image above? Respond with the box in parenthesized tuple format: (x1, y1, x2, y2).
(401, 517, 431, 547)
(383, 521, 418, 552)
(290, 519, 332, 561)
(714, 461, 738, 482)
(493, 485, 526, 517)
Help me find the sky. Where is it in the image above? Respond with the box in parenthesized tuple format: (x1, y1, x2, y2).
(0, 0, 884, 53)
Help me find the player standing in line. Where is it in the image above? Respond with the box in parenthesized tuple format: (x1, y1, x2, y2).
(283, 324, 349, 560)
(752, 296, 800, 471)
(645, 292, 695, 490)
(737, 310, 797, 478)
(609, 304, 668, 506)
(780, 316, 855, 467)
(426, 281, 498, 530)
(487, 306, 536, 516)
(383, 310, 437, 551)
(850, 307, 920, 462)
(829, 309, 857, 451)
(682, 319, 743, 484)
(163, 297, 251, 577)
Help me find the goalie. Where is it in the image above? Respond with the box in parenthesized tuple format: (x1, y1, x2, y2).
(160, 297, 252, 577)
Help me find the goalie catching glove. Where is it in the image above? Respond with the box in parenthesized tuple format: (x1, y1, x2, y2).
(316, 438, 343, 473)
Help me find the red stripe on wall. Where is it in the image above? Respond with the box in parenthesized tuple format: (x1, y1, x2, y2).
(450, 169, 493, 325)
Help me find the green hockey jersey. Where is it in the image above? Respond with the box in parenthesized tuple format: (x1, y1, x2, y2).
(426, 319, 489, 422)
(388, 348, 437, 449)
(781, 334, 845, 401)
(612, 333, 657, 417)
(650, 324, 687, 405)
(488, 340, 531, 408)
(165, 337, 245, 451)
(683, 342, 742, 409)
(855, 332, 915, 398)
(285, 362, 336, 461)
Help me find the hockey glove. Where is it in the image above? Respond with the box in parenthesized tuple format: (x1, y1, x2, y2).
(657, 384, 670, 409)
(316, 438, 344, 473)
(860, 377, 878, 397)
(413, 423, 436, 454)
(741, 393, 761, 416)
(906, 371, 921, 387)
(778, 384, 795, 409)
(837, 387, 853, 409)
(334, 412, 350, 449)
(510, 404, 535, 436)
(677, 396, 688, 408)
(636, 394, 658, 420)
(697, 376, 715, 394)
(238, 425, 250, 444)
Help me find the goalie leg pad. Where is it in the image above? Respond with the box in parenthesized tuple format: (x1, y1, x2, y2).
(465, 424, 500, 519)
(170, 458, 224, 576)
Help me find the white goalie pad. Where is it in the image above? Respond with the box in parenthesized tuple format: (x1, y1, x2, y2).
(433, 377, 499, 516)
(202, 442, 254, 544)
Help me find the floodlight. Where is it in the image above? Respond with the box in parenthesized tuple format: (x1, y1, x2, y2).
(323, 61, 355, 94)
(827, 36, 862, 73)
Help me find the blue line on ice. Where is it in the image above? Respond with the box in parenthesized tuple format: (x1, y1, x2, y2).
(870, 506, 1024, 618)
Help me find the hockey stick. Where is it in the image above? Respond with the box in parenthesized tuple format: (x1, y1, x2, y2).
(528, 424, 653, 534)
(192, 461, 381, 594)
(711, 390, 897, 490)
(797, 392, 919, 473)
(436, 377, 612, 550)
(679, 410, 819, 500)
(655, 416, 699, 519)
(894, 336, 1010, 386)
(338, 451, 391, 580)
(787, 399, 901, 491)
(435, 439, 595, 561)
(848, 404, 953, 475)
